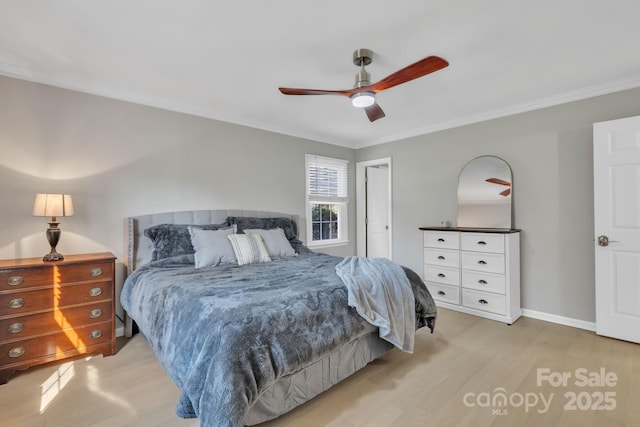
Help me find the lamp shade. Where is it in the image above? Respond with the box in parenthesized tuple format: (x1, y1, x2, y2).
(32, 194, 74, 218)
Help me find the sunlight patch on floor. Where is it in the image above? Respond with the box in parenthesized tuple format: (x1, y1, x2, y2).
(40, 361, 75, 413)
(86, 364, 137, 416)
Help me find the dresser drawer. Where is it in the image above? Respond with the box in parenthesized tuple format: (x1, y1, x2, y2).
(0, 301, 113, 342)
(461, 251, 505, 274)
(0, 321, 113, 366)
(461, 233, 505, 253)
(424, 248, 459, 268)
(462, 270, 506, 294)
(424, 231, 459, 250)
(426, 282, 460, 305)
(0, 261, 113, 292)
(462, 289, 506, 315)
(0, 267, 53, 291)
(0, 281, 112, 316)
(424, 265, 460, 286)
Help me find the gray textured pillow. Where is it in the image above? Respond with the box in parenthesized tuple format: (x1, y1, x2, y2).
(144, 223, 231, 261)
(226, 216, 297, 240)
(188, 226, 237, 268)
(244, 228, 297, 258)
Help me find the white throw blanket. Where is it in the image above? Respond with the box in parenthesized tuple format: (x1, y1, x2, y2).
(335, 256, 416, 353)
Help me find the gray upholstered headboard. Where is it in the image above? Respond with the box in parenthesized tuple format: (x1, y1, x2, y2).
(125, 209, 301, 274)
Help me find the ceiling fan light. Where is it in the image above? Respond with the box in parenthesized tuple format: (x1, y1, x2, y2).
(351, 92, 375, 108)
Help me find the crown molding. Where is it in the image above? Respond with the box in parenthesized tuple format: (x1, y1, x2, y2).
(2, 61, 640, 151)
(352, 74, 640, 149)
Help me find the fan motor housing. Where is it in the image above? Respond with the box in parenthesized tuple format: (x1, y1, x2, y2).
(353, 49, 373, 88)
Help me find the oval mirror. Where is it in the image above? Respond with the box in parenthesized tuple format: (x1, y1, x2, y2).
(457, 156, 512, 229)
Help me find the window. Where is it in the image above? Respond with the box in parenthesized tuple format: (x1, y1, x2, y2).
(305, 154, 349, 246)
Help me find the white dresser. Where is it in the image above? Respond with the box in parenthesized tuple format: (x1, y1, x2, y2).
(420, 227, 521, 324)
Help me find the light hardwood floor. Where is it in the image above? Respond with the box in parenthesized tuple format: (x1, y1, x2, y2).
(1, 308, 639, 427)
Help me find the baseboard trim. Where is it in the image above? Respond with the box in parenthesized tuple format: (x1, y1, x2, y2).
(521, 308, 596, 332)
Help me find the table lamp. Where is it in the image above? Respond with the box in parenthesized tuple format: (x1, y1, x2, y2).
(32, 193, 74, 261)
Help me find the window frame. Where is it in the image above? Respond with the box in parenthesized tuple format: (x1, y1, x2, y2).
(305, 154, 349, 248)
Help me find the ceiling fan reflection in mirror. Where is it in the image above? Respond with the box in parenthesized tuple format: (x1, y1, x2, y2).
(278, 49, 449, 122)
(486, 177, 512, 197)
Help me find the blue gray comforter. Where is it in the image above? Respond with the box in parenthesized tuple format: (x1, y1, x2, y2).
(120, 251, 436, 427)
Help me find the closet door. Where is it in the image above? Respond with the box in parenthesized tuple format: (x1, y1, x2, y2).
(593, 116, 640, 343)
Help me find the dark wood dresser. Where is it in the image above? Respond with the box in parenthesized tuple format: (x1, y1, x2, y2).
(0, 252, 116, 384)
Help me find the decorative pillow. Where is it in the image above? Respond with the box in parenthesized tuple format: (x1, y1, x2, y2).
(227, 234, 271, 266)
(144, 223, 231, 261)
(188, 227, 237, 268)
(226, 216, 297, 241)
(243, 228, 297, 258)
(289, 239, 312, 254)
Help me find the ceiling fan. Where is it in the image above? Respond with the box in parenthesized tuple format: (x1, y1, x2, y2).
(278, 49, 449, 122)
(486, 178, 512, 197)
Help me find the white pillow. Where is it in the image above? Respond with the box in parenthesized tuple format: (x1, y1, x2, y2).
(244, 228, 297, 258)
(188, 226, 237, 268)
(227, 234, 271, 266)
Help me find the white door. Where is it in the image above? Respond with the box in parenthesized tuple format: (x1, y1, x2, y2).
(594, 116, 640, 343)
(366, 166, 390, 259)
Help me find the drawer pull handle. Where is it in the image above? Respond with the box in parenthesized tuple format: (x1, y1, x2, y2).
(8, 276, 24, 286)
(90, 267, 103, 277)
(437, 256, 445, 260)
(89, 308, 103, 318)
(89, 330, 103, 339)
(8, 298, 25, 309)
(477, 260, 487, 265)
(477, 241, 487, 245)
(478, 279, 488, 285)
(8, 347, 25, 358)
(89, 287, 103, 297)
(479, 299, 488, 304)
(8, 322, 24, 334)
(437, 291, 446, 295)
(437, 238, 445, 242)
(437, 273, 446, 278)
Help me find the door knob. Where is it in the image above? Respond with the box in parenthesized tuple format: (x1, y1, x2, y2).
(597, 235, 619, 247)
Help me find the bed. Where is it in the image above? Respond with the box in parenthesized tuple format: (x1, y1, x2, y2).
(121, 209, 437, 427)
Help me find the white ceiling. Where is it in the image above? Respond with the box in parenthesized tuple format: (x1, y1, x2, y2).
(2, 1, 640, 149)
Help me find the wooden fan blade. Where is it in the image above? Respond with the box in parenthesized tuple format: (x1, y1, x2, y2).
(486, 178, 511, 186)
(500, 188, 511, 197)
(364, 103, 385, 122)
(278, 87, 352, 96)
(369, 56, 449, 93)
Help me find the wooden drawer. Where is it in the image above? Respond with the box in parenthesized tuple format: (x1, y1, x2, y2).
(462, 289, 506, 315)
(0, 281, 112, 316)
(0, 320, 113, 366)
(426, 282, 460, 305)
(424, 231, 459, 250)
(0, 261, 113, 291)
(461, 233, 505, 253)
(462, 270, 506, 294)
(424, 265, 460, 287)
(461, 251, 505, 274)
(424, 248, 459, 268)
(0, 301, 112, 342)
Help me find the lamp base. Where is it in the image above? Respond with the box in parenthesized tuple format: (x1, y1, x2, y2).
(43, 221, 64, 262)
(43, 250, 64, 262)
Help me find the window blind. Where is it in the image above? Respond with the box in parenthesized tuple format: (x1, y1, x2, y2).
(306, 155, 349, 203)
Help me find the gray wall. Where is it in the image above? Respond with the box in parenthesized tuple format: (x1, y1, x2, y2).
(3, 73, 640, 325)
(356, 87, 640, 323)
(0, 75, 355, 321)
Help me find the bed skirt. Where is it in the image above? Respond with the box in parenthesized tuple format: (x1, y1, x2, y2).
(244, 331, 394, 425)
